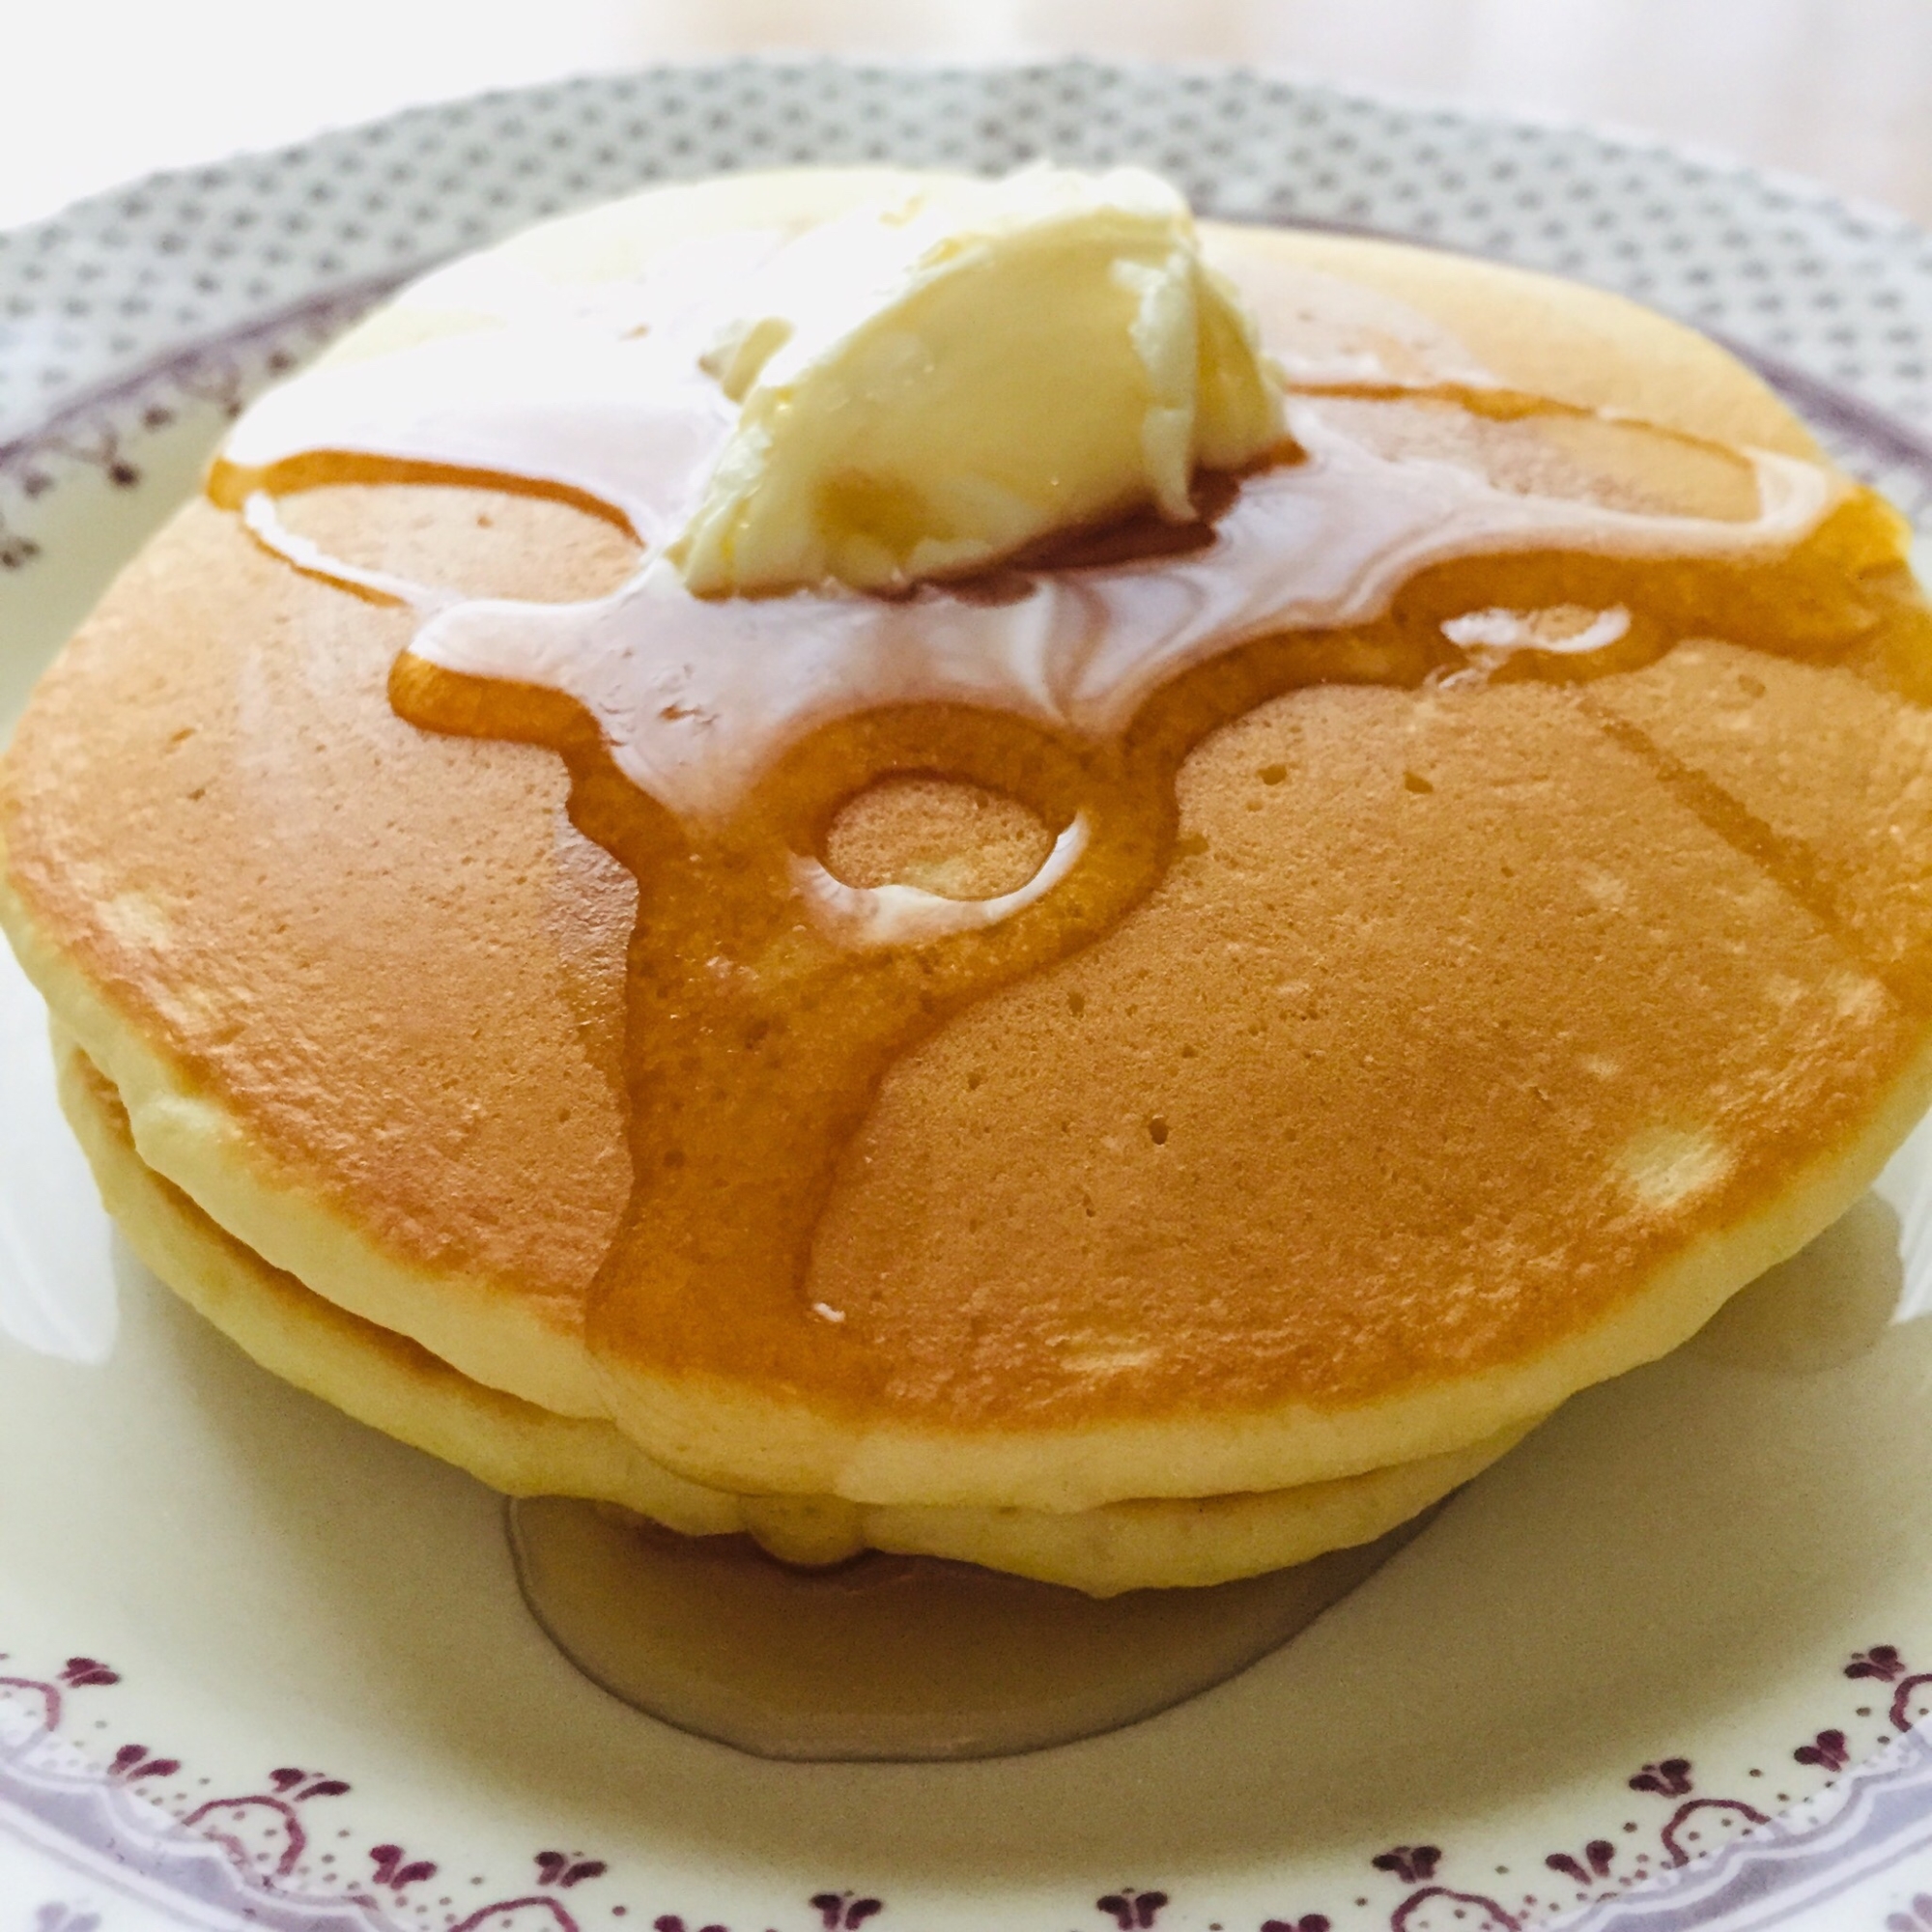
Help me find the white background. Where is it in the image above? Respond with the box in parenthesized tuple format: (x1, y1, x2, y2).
(4, 0, 1931, 231)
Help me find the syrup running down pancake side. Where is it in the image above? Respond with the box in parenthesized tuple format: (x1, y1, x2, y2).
(194, 170, 1931, 1515)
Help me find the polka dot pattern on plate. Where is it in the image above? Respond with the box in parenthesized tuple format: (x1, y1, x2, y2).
(1, 56, 1929, 562)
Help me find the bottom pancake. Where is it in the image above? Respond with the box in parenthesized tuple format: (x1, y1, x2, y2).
(54, 1030, 1534, 1594)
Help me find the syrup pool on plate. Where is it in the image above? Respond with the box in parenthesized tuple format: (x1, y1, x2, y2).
(507, 1496, 1435, 1761)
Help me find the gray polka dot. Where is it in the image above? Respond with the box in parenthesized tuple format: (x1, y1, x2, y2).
(2, 58, 1928, 555)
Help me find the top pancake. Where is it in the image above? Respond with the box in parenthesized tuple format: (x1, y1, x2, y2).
(7, 170, 1932, 1512)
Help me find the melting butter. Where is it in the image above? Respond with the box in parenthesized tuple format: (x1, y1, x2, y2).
(669, 166, 1286, 594)
(213, 190, 1841, 833)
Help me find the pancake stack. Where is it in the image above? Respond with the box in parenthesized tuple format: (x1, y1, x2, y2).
(7, 169, 1932, 1596)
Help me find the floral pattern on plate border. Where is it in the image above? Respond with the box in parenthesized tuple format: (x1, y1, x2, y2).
(10, 1635, 1932, 1930)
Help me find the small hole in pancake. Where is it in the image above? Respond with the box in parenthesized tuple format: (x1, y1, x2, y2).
(1404, 769, 1435, 793)
(821, 776, 1055, 900)
(1149, 1116, 1170, 1146)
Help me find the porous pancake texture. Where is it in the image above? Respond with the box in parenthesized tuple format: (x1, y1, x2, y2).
(6, 172, 1932, 1571)
(53, 1032, 1528, 1594)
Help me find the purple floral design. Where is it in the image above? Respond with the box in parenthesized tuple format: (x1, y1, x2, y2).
(1795, 1730, 1855, 1774)
(810, 1893, 884, 1930)
(1372, 1847, 1441, 1886)
(1629, 1758, 1694, 1798)
(0, 1642, 620, 1932)
(2, 1630, 1930, 1930)
(1390, 1889, 1520, 1931)
(1545, 1840, 1617, 1889)
(1094, 1889, 1165, 1929)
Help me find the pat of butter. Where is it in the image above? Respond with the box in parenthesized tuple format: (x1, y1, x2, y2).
(670, 166, 1287, 595)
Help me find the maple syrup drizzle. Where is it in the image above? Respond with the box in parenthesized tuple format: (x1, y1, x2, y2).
(203, 227, 1932, 1466)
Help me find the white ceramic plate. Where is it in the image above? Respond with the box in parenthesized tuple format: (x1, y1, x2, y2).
(7, 57, 1932, 1932)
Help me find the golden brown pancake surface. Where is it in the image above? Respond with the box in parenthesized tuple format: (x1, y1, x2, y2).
(6, 177, 1932, 1516)
(1, 489, 639, 1416)
(52, 1027, 1533, 1594)
(805, 667, 1926, 1420)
